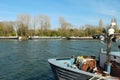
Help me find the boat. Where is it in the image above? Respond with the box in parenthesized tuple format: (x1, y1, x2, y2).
(92, 34, 100, 39)
(48, 21, 120, 80)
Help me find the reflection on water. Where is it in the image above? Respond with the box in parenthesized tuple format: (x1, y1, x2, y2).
(0, 39, 119, 80)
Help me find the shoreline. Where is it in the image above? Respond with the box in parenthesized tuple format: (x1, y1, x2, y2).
(0, 36, 94, 40)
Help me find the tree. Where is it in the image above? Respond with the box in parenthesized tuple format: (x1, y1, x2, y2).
(59, 16, 71, 36)
(17, 14, 31, 36)
(111, 17, 119, 33)
(31, 16, 39, 36)
(2, 21, 15, 36)
(34, 15, 51, 36)
(99, 19, 104, 32)
(0, 22, 4, 36)
(41, 15, 51, 36)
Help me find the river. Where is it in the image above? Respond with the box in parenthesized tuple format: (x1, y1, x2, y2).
(0, 39, 119, 80)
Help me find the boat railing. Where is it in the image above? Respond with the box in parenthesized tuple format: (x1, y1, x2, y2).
(56, 57, 71, 60)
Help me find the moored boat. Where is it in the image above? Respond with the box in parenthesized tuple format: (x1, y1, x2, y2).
(48, 21, 120, 80)
(48, 51, 120, 80)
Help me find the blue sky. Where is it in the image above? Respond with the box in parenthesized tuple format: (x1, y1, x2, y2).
(0, 0, 120, 29)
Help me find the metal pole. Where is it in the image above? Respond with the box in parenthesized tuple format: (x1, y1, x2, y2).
(105, 24, 115, 73)
(106, 35, 112, 63)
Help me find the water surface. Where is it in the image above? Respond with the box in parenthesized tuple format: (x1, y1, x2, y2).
(0, 39, 119, 80)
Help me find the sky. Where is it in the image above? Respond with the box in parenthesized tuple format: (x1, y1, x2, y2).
(0, 0, 120, 29)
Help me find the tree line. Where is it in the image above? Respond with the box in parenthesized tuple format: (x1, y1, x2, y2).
(0, 14, 119, 37)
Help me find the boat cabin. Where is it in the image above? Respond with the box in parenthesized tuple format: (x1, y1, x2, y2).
(100, 50, 120, 77)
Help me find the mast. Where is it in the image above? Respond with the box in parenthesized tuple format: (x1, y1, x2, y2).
(106, 32, 112, 63)
(103, 21, 116, 73)
(106, 22, 116, 63)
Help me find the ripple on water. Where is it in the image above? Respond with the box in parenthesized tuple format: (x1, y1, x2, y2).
(0, 40, 119, 80)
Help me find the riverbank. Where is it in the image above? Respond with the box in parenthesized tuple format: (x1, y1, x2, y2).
(0, 36, 18, 39)
(0, 36, 93, 40)
(66, 36, 93, 40)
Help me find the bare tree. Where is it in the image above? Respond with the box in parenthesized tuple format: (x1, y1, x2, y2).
(111, 17, 119, 33)
(17, 14, 31, 36)
(39, 15, 50, 30)
(59, 16, 71, 36)
(99, 19, 103, 28)
(32, 16, 39, 36)
(35, 15, 51, 36)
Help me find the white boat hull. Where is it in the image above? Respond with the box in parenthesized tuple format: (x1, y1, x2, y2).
(48, 56, 120, 80)
(48, 58, 98, 80)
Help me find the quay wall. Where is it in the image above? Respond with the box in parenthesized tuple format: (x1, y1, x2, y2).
(67, 37, 93, 40)
(0, 36, 93, 40)
(0, 36, 18, 39)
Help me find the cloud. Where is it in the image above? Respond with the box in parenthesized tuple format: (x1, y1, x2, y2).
(94, 1, 120, 16)
(98, 6, 119, 16)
